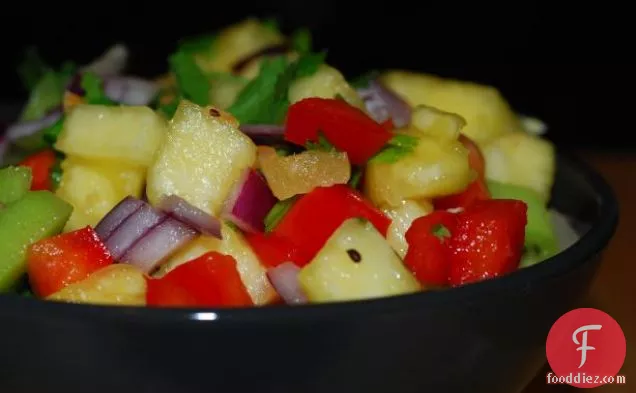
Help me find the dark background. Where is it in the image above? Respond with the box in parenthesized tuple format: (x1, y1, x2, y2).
(1, 1, 633, 150)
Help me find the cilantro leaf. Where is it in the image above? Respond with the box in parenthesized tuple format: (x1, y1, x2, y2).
(80, 72, 115, 105)
(291, 28, 312, 54)
(169, 50, 210, 106)
(42, 117, 65, 146)
(18, 47, 49, 91)
(350, 70, 380, 89)
(294, 51, 326, 79)
(432, 224, 451, 240)
(264, 197, 298, 233)
(369, 134, 419, 164)
(348, 167, 363, 189)
(49, 151, 65, 191)
(158, 96, 180, 119)
(305, 132, 336, 152)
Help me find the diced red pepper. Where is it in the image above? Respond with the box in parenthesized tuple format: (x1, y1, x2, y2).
(404, 211, 458, 287)
(146, 252, 253, 307)
(447, 199, 527, 286)
(27, 226, 114, 297)
(434, 179, 490, 210)
(245, 231, 309, 268)
(273, 184, 391, 266)
(459, 134, 485, 179)
(380, 118, 394, 130)
(284, 98, 393, 165)
(18, 149, 57, 191)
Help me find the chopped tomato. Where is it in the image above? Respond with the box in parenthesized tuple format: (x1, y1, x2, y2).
(27, 226, 114, 297)
(434, 179, 490, 210)
(380, 118, 394, 130)
(459, 134, 485, 179)
(146, 252, 253, 307)
(18, 149, 57, 191)
(273, 184, 391, 266)
(404, 211, 457, 287)
(284, 97, 393, 165)
(447, 199, 527, 286)
(245, 231, 308, 268)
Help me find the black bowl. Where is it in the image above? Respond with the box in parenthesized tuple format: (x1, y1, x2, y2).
(0, 148, 618, 393)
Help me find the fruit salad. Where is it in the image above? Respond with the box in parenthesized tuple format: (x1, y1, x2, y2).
(0, 18, 561, 308)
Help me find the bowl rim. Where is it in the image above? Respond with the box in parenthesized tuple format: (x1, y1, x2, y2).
(0, 151, 620, 324)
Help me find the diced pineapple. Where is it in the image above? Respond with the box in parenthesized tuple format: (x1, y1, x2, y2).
(299, 218, 421, 303)
(208, 77, 249, 109)
(55, 156, 145, 232)
(195, 18, 286, 74)
(156, 223, 277, 306)
(289, 64, 366, 110)
(364, 134, 473, 207)
(47, 264, 147, 306)
(482, 131, 556, 202)
(55, 105, 168, 167)
(382, 200, 434, 259)
(379, 70, 522, 145)
(411, 105, 466, 143)
(146, 100, 256, 216)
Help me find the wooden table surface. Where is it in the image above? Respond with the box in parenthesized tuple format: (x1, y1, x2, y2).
(523, 151, 634, 392)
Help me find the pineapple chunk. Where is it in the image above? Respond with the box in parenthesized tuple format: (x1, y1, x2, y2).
(382, 200, 434, 259)
(365, 134, 473, 207)
(55, 105, 167, 167)
(156, 223, 277, 306)
(411, 105, 466, 143)
(289, 64, 366, 110)
(55, 156, 145, 232)
(482, 131, 556, 202)
(299, 218, 421, 303)
(195, 18, 285, 74)
(208, 77, 249, 109)
(379, 70, 522, 145)
(146, 100, 256, 216)
(47, 264, 147, 306)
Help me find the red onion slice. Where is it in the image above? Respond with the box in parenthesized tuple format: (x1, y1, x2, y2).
(239, 124, 285, 144)
(104, 203, 166, 260)
(222, 169, 277, 233)
(104, 77, 160, 106)
(158, 195, 222, 239)
(4, 109, 62, 141)
(120, 217, 197, 273)
(81, 44, 129, 77)
(357, 80, 412, 128)
(267, 262, 307, 305)
(94, 196, 145, 241)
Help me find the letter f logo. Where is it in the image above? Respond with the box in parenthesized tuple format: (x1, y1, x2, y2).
(572, 324, 602, 368)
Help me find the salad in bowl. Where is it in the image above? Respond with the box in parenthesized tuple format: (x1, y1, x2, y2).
(0, 18, 565, 309)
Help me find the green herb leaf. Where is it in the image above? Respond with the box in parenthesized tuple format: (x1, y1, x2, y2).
(49, 151, 65, 191)
(369, 134, 419, 164)
(348, 167, 363, 189)
(207, 72, 249, 84)
(432, 224, 451, 240)
(264, 197, 298, 232)
(294, 51, 326, 79)
(81, 72, 116, 105)
(18, 47, 49, 91)
(158, 96, 180, 119)
(305, 132, 336, 152)
(350, 70, 380, 89)
(42, 117, 65, 146)
(169, 50, 210, 106)
(262, 18, 281, 34)
(291, 28, 312, 54)
(178, 34, 217, 57)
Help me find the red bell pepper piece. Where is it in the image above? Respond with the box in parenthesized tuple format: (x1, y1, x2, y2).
(284, 98, 393, 165)
(27, 226, 114, 297)
(434, 179, 490, 210)
(272, 184, 391, 266)
(146, 252, 253, 307)
(380, 118, 394, 130)
(18, 149, 57, 191)
(447, 199, 527, 286)
(404, 211, 458, 287)
(458, 134, 485, 179)
(245, 231, 308, 268)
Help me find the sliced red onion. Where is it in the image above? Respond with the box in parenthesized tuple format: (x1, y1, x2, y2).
(357, 80, 412, 128)
(120, 217, 197, 273)
(81, 44, 129, 77)
(103, 76, 160, 106)
(239, 124, 285, 144)
(4, 109, 62, 141)
(104, 202, 166, 260)
(222, 169, 277, 233)
(267, 262, 307, 305)
(158, 195, 222, 239)
(232, 44, 290, 73)
(94, 196, 145, 241)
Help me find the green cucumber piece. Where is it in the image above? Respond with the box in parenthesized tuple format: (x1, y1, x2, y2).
(0, 166, 32, 205)
(0, 191, 72, 291)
